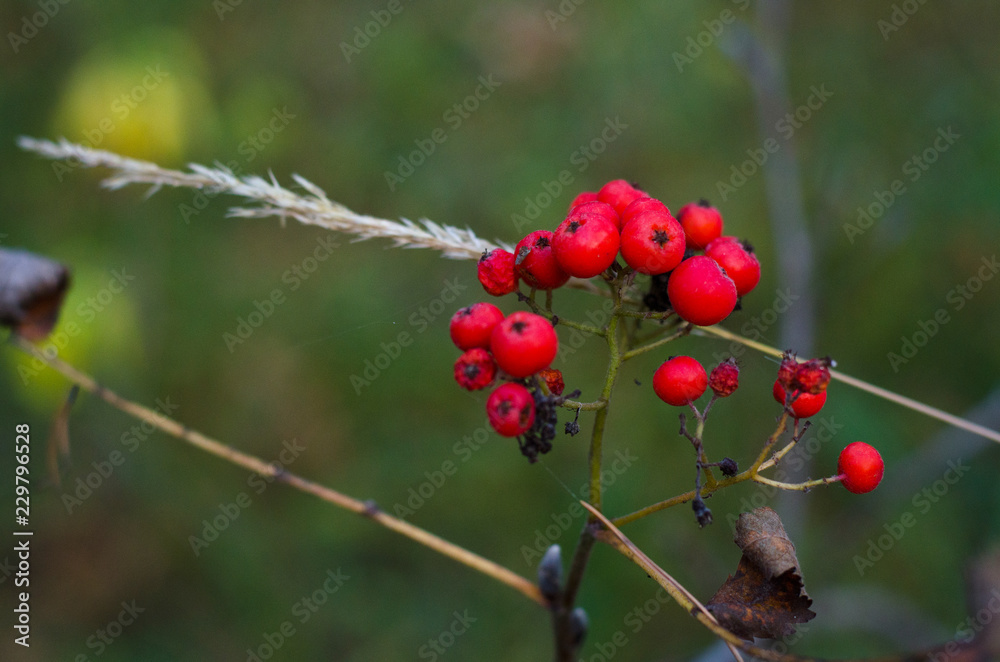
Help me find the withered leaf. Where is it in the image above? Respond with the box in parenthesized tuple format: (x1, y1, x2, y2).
(0, 247, 70, 341)
(707, 507, 815, 641)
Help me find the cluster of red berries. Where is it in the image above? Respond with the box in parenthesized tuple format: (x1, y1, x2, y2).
(450, 303, 572, 461)
(652, 351, 884, 494)
(478, 180, 760, 327)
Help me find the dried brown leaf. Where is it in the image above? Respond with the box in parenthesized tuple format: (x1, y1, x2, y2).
(0, 247, 70, 341)
(707, 507, 815, 641)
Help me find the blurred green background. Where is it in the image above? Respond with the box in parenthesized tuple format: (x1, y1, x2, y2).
(2, 1, 999, 660)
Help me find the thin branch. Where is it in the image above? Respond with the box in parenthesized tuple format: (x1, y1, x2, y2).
(7, 333, 547, 608)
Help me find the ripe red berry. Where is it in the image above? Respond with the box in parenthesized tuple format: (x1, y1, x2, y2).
(653, 356, 708, 406)
(515, 231, 570, 290)
(837, 442, 884, 494)
(538, 367, 565, 396)
(454, 348, 497, 391)
(709, 358, 739, 397)
(487, 383, 536, 437)
(597, 179, 645, 216)
(705, 237, 760, 296)
(568, 191, 599, 211)
(449, 303, 505, 351)
(552, 213, 621, 278)
(570, 200, 620, 230)
(478, 248, 518, 297)
(792, 357, 832, 395)
(619, 210, 686, 275)
(666, 256, 738, 326)
(772, 380, 828, 419)
(490, 311, 559, 378)
(677, 200, 723, 250)
(621, 196, 670, 229)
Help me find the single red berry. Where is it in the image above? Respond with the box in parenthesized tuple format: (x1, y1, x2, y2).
(709, 358, 739, 397)
(487, 383, 536, 437)
(597, 179, 645, 216)
(619, 210, 686, 275)
(538, 367, 565, 396)
(621, 196, 670, 229)
(568, 191, 599, 211)
(705, 237, 761, 296)
(792, 357, 832, 395)
(449, 303, 505, 351)
(552, 213, 621, 278)
(514, 231, 570, 290)
(677, 200, 723, 250)
(569, 200, 620, 230)
(491, 311, 559, 378)
(454, 348, 497, 391)
(666, 256, 738, 326)
(772, 380, 828, 419)
(478, 248, 518, 297)
(838, 442, 884, 494)
(653, 356, 708, 406)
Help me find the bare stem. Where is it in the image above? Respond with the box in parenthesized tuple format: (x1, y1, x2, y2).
(7, 334, 547, 607)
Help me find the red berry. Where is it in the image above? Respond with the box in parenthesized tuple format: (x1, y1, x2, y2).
(777, 352, 799, 390)
(478, 248, 518, 297)
(454, 348, 496, 391)
(666, 256, 738, 326)
(772, 380, 828, 419)
(709, 358, 739, 397)
(552, 213, 621, 278)
(515, 231, 570, 290)
(677, 200, 723, 250)
(570, 200, 620, 230)
(490, 311, 558, 378)
(705, 237, 760, 296)
(792, 357, 832, 395)
(653, 356, 708, 406)
(597, 179, 645, 216)
(621, 196, 670, 229)
(619, 210, 686, 275)
(838, 442, 884, 494)
(487, 383, 536, 437)
(449, 303, 505, 351)
(568, 191, 599, 212)
(538, 367, 565, 396)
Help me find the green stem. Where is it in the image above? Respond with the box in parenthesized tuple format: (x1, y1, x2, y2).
(621, 323, 692, 361)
